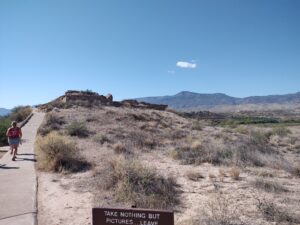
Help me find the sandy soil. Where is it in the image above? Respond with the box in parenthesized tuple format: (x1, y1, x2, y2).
(38, 172, 93, 225)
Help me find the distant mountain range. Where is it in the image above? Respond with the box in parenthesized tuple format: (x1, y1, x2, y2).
(136, 91, 300, 111)
(0, 108, 11, 116)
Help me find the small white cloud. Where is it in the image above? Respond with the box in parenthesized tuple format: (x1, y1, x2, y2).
(167, 70, 175, 74)
(176, 61, 197, 69)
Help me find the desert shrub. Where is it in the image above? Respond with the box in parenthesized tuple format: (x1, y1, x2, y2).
(128, 113, 150, 121)
(192, 120, 202, 131)
(86, 116, 98, 122)
(252, 178, 287, 193)
(38, 113, 65, 136)
(10, 106, 32, 122)
(0, 117, 11, 146)
(234, 126, 249, 134)
(170, 130, 188, 139)
(172, 143, 233, 166)
(234, 144, 266, 167)
(93, 134, 110, 144)
(128, 131, 157, 149)
(256, 170, 275, 178)
(113, 143, 131, 154)
(229, 167, 240, 180)
(291, 166, 300, 177)
(66, 121, 89, 137)
(102, 156, 180, 209)
(271, 126, 292, 137)
(282, 163, 300, 178)
(257, 198, 299, 223)
(249, 130, 272, 146)
(81, 89, 97, 95)
(186, 171, 205, 181)
(171, 145, 208, 165)
(198, 193, 245, 225)
(35, 132, 90, 172)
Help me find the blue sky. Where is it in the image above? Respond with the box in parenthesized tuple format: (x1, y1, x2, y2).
(0, 0, 299, 108)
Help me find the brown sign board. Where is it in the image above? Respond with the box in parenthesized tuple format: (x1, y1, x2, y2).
(93, 207, 174, 225)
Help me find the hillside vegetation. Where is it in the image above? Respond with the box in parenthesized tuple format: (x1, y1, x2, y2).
(36, 104, 300, 225)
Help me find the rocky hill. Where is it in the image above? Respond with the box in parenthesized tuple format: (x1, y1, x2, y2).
(36, 97, 300, 225)
(37, 90, 167, 112)
(136, 91, 300, 111)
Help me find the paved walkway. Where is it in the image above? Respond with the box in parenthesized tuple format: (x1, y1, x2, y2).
(0, 111, 45, 225)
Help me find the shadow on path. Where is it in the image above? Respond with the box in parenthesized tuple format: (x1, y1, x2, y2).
(17, 153, 36, 156)
(15, 158, 37, 162)
(0, 164, 20, 169)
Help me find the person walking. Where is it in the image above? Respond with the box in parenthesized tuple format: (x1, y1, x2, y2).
(6, 121, 22, 161)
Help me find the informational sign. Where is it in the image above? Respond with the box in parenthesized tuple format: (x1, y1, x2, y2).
(92, 207, 174, 225)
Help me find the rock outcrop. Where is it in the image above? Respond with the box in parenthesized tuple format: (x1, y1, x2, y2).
(37, 90, 167, 111)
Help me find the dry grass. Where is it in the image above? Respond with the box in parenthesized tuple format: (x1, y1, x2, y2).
(252, 177, 287, 193)
(10, 106, 32, 122)
(100, 156, 180, 209)
(113, 142, 131, 155)
(171, 143, 233, 165)
(256, 170, 275, 178)
(189, 193, 245, 225)
(291, 166, 300, 177)
(234, 126, 249, 134)
(192, 120, 202, 131)
(257, 198, 300, 223)
(208, 173, 216, 180)
(38, 113, 65, 136)
(93, 134, 110, 144)
(127, 131, 157, 150)
(229, 167, 240, 180)
(249, 130, 271, 145)
(186, 171, 205, 181)
(271, 126, 292, 137)
(35, 132, 90, 172)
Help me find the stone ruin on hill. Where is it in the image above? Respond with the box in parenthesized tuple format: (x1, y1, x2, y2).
(63, 90, 113, 105)
(37, 90, 168, 111)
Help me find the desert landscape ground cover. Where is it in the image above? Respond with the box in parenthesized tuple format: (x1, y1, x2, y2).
(35, 104, 300, 225)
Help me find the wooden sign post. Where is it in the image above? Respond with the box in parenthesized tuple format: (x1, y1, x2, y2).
(93, 208, 174, 225)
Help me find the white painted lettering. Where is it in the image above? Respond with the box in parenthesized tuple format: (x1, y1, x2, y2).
(106, 217, 134, 224)
(105, 211, 118, 217)
(140, 220, 158, 225)
(148, 213, 160, 220)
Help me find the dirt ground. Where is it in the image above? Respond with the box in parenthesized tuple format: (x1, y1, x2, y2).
(37, 106, 300, 225)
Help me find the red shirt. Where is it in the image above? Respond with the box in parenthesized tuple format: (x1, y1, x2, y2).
(7, 127, 22, 139)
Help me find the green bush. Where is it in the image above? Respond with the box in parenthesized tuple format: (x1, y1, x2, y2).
(221, 117, 279, 126)
(0, 117, 11, 146)
(66, 122, 89, 137)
